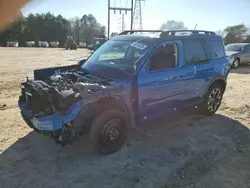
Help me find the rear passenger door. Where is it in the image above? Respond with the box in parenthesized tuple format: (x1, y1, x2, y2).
(183, 40, 214, 99)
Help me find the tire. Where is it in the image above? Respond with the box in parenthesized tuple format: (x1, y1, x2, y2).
(89, 109, 128, 154)
(232, 58, 240, 69)
(202, 83, 224, 116)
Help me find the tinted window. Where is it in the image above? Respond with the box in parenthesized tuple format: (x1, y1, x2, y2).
(184, 40, 206, 65)
(82, 40, 150, 74)
(203, 41, 217, 59)
(205, 41, 225, 58)
(244, 45, 250, 52)
(149, 44, 177, 71)
(225, 44, 244, 51)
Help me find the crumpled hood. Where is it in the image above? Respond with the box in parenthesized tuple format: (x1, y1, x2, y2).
(226, 51, 240, 57)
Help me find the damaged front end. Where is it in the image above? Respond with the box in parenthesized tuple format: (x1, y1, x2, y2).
(18, 68, 114, 146)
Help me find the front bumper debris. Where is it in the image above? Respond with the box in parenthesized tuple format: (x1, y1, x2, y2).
(19, 99, 86, 146)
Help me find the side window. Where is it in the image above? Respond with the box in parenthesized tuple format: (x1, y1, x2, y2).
(203, 41, 217, 59)
(244, 45, 250, 52)
(184, 40, 206, 65)
(204, 41, 225, 59)
(149, 44, 177, 71)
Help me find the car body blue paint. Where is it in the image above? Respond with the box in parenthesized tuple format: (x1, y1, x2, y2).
(19, 30, 231, 137)
(19, 99, 87, 131)
(137, 44, 198, 122)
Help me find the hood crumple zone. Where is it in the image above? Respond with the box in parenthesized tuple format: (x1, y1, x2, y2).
(19, 68, 118, 117)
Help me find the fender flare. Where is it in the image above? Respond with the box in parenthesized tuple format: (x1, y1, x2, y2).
(72, 96, 131, 132)
(201, 75, 227, 98)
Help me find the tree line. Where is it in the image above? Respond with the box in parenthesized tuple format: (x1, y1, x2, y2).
(1, 17, 250, 47)
(0, 12, 106, 47)
(160, 20, 250, 45)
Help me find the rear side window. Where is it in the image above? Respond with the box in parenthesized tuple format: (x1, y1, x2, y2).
(244, 45, 250, 52)
(204, 40, 226, 59)
(183, 40, 206, 65)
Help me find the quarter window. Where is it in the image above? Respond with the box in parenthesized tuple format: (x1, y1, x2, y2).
(184, 40, 206, 65)
(244, 45, 250, 52)
(204, 41, 225, 59)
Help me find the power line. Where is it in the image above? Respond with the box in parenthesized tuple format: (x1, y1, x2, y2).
(107, 0, 134, 39)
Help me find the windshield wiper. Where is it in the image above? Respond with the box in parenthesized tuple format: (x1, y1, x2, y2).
(78, 67, 92, 75)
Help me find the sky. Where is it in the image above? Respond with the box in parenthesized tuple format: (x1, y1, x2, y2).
(22, 0, 250, 33)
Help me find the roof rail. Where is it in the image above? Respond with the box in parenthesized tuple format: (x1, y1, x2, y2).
(119, 30, 163, 35)
(161, 29, 215, 37)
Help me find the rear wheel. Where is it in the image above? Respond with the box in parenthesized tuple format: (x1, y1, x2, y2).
(232, 59, 240, 69)
(89, 110, 127, 154)
(202, 83, 223, 116)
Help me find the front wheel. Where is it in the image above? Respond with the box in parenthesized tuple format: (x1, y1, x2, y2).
(202, 83, 223, 116)
(232, 59, 240, 69)
(89, 110, 128, 154)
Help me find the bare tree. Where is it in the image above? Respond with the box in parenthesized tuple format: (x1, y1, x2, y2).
(160, 20, 187, 30)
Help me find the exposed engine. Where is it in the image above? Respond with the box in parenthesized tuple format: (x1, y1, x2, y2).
(19, 70, 109, 116)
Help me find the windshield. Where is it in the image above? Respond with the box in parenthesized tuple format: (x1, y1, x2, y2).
(225, 44, 244, 51)
(82, 40, 150, 74)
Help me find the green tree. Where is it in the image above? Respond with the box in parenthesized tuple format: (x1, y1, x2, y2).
(224, 24, 248, 44)
(79, 14, 105, 44)
(245, 35, 250, 43)
(0, 12, 104, 47)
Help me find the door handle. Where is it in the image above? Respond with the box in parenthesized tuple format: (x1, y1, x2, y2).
(203, 68, 213, 72)
(164, 76, 175, 81)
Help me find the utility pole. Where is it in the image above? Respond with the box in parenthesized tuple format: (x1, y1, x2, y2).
(108, 0, 110, 39)
(107, 0, 134, 39)
(131, 0, 134, 30)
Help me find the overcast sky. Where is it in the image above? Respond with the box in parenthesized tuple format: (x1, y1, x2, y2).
(22, 0, 250, 33)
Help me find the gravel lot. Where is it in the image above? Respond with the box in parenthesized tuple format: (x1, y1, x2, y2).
(0, 48, 250, 188)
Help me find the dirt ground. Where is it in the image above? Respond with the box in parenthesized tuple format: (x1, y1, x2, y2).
(0, 48, 250, 188)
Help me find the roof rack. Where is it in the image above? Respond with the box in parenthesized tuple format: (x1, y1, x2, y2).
(161, 29, 215, 37)
(119, 30, 163, 35)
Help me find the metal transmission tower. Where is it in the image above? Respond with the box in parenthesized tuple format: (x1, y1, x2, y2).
(132, 0, 145, 30)
(108, 0, 134, 39)
(117, 0, 129, 32)
(118, 13, 125, 32)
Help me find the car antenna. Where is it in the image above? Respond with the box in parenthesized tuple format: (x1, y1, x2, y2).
(194, 23, 198, 30)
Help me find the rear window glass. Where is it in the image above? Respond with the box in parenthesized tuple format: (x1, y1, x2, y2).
(204, 41, 225, 59)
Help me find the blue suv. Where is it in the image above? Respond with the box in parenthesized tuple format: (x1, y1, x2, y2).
(18, 30, 231, 154)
